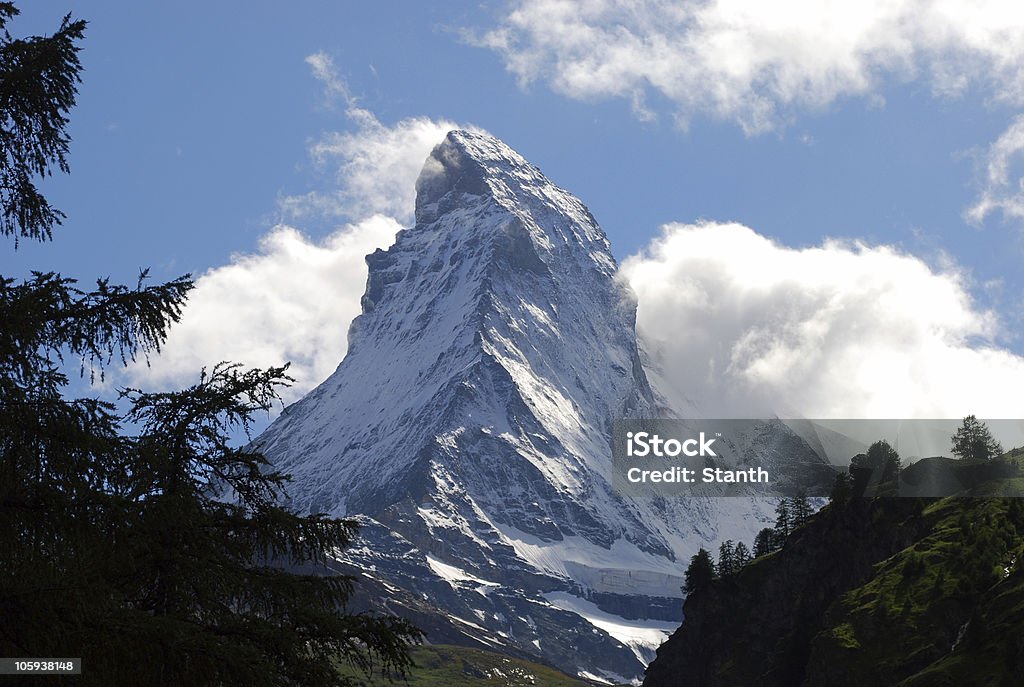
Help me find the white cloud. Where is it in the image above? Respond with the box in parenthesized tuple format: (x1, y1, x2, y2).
(300, 116, 459, 224)
(476, 0, 1024, 133)
(622, 221, 1024, 418)
(127, 54, 461, 398)
(136, 217, 400, 402)
(126, 41, 1024, 422)
(966, 114, 1024, 226)
(282, 52, 460, 225)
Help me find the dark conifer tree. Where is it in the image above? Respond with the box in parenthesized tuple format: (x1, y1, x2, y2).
(774, 499, 791, 537)
(733, 541, 751, 569)
(753, 527, 777, 557)
(870, 439, 901, 480)
(0, 3, 83, 244)
(684, 548, 715, 594)
(951, 415, 1003, 462)
(791, 489, 813, 527)
(0, 5, 421, 684)
(851, 440, 901, 483)
(830, 471, 853, 503)
(717, 540, 736, 577)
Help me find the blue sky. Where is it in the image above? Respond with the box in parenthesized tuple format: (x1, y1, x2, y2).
(7, 1, 1024, 419)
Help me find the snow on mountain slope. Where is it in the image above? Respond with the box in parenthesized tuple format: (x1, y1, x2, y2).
(257, 129, 678, 547)
(255, 130, 805, 681)
(543, 591, 678, 665)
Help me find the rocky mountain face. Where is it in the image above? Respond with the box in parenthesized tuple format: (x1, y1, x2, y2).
(643, 488, 1024, 687)
(256, 130, 793, 682)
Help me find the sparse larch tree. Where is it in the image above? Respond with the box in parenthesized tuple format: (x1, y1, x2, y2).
(951, 415, 1003, 462)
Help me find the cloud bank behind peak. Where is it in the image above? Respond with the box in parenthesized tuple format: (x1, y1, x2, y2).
(622, 221, 1024, 419)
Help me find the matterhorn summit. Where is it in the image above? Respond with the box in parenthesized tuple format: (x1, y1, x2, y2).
(256, 130, 785, 682)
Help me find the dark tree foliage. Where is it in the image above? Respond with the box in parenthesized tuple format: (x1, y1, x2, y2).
(869, 439, 901, 480)
(732, 541, 751, 568)
(830, 471, 853, 504)
(951, 415, 1003, 462)
(790, 489, 812, 527)
(850, 439, 901, 484)
(717, 540, 736, 577)
(774, 499, 791, 537)
(716, 540, 752, 576)
(753, 527, 778, 558)
(0, 5, 421, 684)
(0, 3, 85, 244)
(752, 492, 820, 561)
(684, 548, 715, 594)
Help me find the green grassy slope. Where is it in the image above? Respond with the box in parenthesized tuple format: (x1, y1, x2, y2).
(644, 451, 1024, 687)
(337, 644, 595, 687)
(807, 497, 1024, 686)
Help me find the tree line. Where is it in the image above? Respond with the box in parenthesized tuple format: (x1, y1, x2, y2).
(684, 491, 813, 594)
(683, 416, 1007, 596)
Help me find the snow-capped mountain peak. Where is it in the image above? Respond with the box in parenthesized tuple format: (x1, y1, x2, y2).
(260, 129, 652, 521)
(414, 130, 612, 260)
(255, 130, 783, 682)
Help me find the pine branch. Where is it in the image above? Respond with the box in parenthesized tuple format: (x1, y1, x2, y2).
(0, 270, 193, 384)
(0, 7, 86, 244)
